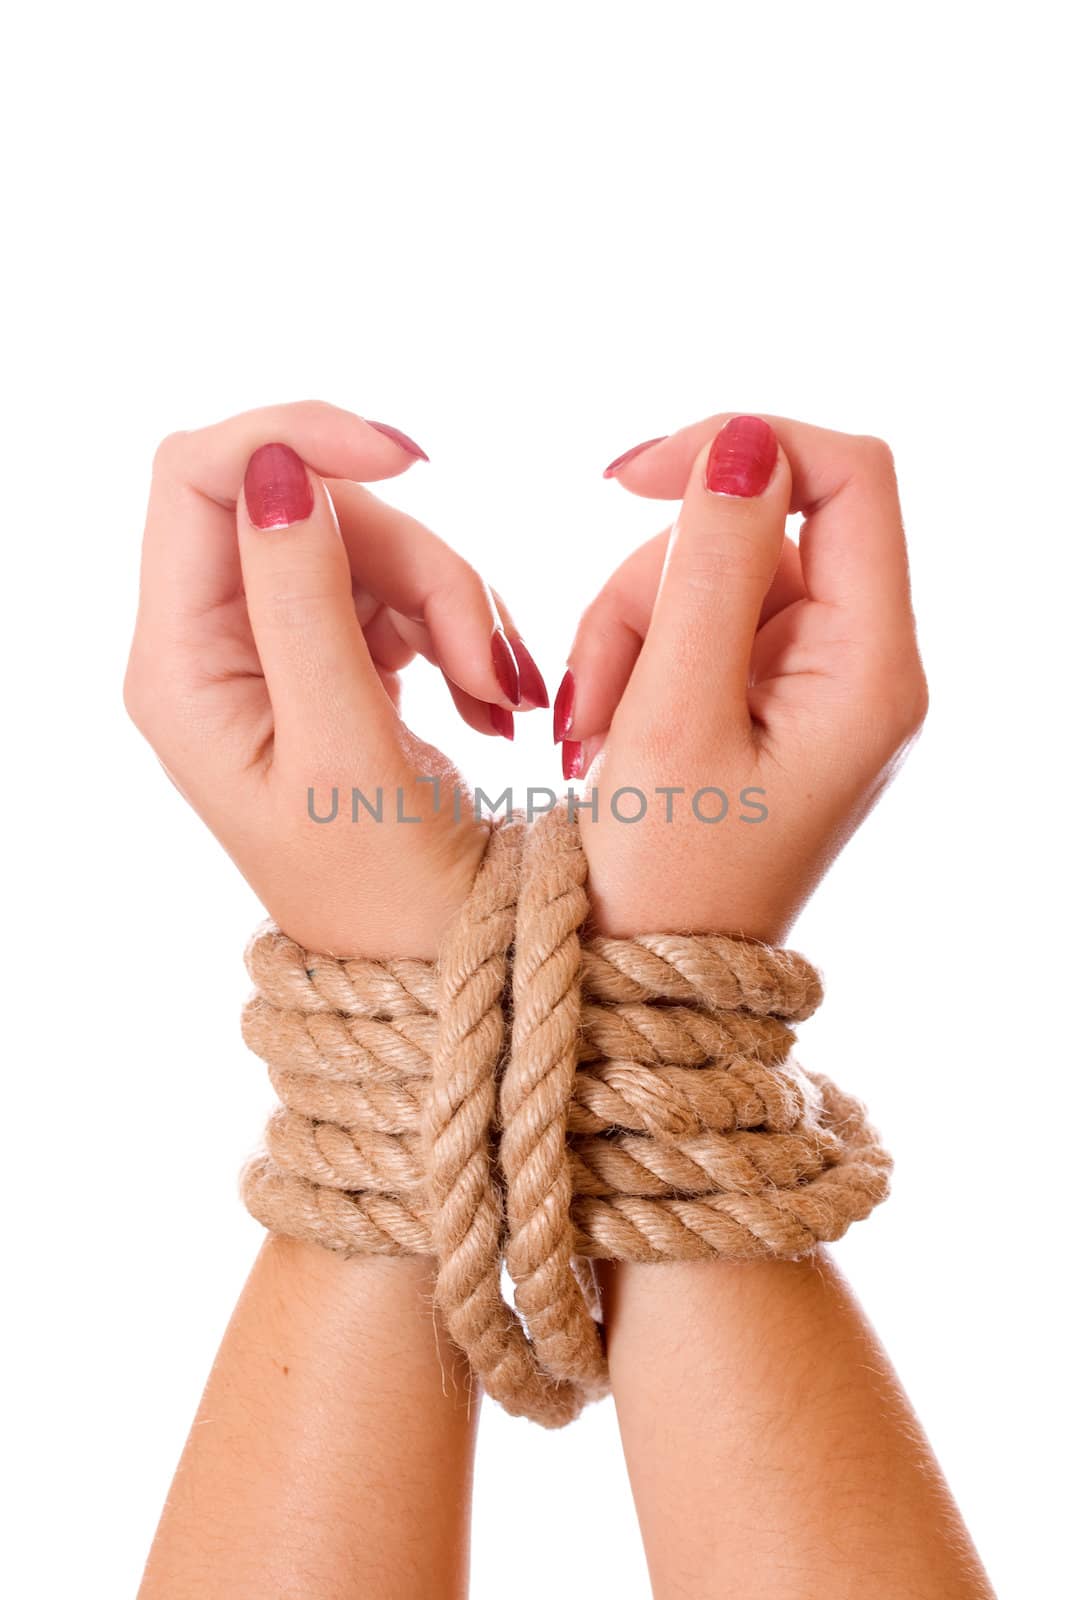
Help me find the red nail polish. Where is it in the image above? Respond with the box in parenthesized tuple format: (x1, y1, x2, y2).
(490, 630, 521, 706)
(553, 669, 576, 744)
(561, 739, 584, 781)
(511, 638, 549, 708)
(603, 436, 668, 479)
(705, 416, 777, 498)
(365, 419, 429, 461)
(244, 443, 315, 530)
(488, 705, 514, 740)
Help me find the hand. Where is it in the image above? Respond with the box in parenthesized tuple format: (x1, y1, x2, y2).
(124, 401, 547, 959)
(557, 414, 928, 941)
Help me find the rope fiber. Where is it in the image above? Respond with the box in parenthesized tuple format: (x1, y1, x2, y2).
(241, 806, 891, 1426)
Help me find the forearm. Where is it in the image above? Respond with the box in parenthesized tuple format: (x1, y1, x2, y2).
(139, 1236, 478, 1600)
(599, 1251, 992, 1600)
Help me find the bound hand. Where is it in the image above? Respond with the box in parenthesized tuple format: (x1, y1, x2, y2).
(558, 415, 927, 941)
(124, 401, 547, 958)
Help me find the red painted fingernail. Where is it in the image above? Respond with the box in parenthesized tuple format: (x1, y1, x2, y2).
(705, 415, 777, 498)
(244, 443, 315, 530)
(603, 436, 668, 479)
(511, 638, 549, 708)
(365, 419, 430, 462)
(562, 739, 584, 781)
(490, 629, 521, 706)
(488, 705, 514, 740)
(553, 669, 576, 743)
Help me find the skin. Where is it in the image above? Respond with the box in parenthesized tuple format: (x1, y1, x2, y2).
(127, 402, 992, 1597)
(565, 415, 929, 944)
(126, 400, 535, 963)
(598, 1255, 991, 1600)
(568, 414, 990, 1597)
(140, 1245, 478, 1600)
(127, 402, 530, 1597)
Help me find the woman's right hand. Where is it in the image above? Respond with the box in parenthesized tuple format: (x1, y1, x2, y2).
(124, 400, 547, 960)
(558, 414, 928, 943)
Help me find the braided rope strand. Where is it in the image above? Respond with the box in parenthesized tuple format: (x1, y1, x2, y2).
(427, 816, 581, 1427)
(501, 806, 609, 1402)
(239, 804, 891, 1427)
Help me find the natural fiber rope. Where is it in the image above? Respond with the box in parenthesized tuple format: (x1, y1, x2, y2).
(501, 806, 609, 1404)
(425, 816, 581, 1426)
(240, 805, 892, 1426)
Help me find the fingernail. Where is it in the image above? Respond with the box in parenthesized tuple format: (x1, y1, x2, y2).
(553, 669, 576, 743)
(705, 415, 777, 498)
(511, 638, 549, 708)
(488, 705, 514, 740)
(244, 443, 315, 530)
(561, 739, 584, 781)
(603, 436, 668, 479)
(490, 629, 521, 706)
(365, 419, 430, 462)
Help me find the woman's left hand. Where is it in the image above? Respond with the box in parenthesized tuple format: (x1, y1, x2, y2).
(555, 414, 928, 942)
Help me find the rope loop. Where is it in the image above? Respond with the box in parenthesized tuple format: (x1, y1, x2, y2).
(241, 806, 891, 1426)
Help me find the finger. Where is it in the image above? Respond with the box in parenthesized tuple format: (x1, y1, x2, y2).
(606, 412, 911, 629)
(633, 416, 791, 736)
(792, 434, 910, 627)
(490, 592, 550, 708)
(370, 609, 515, 739)
(555, 530, 668, 742)
(445, 677, 515, 740)
(236, 443, 399, 762)
(362, 592, 545, 714)
(139, 400, 427, 635)
(561, 730, 605, 785)
(327, 480, 527, 710)
(558, 530, 805, 745)
(159, 400, 426, 501)
(361, 603, 417, 673)
(760, 537, 806, 624)
(347, 598, 413, 713)
(603, 436, 669, 480)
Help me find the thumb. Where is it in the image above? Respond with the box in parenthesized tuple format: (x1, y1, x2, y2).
(237, 442, 400, 769)
(631, 416, 791, 740)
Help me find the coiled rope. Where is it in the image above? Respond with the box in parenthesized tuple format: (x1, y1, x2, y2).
(241, 806, 891, 1426)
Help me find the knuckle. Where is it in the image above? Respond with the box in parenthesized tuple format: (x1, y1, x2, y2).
(263, 587, 339, 631)
(151, 430, 189, 477)
(445, 559, 484, 606)
(258, 398, 331, 427)
(677, 534, 767, 599)
(123, 647, 186, 747)
(680, 544, 752, 593)
(122, 656, 157, 736)
(674, 507, 778, 597)
(853, 434, 897, 478)
(291, 398, 333, 424)
(860, 652, 928, 744)
(908, 667, 930, 729)
(425, 566, 487, 633)
(898, 676, 930, 739)
(577, 591, 622, 644)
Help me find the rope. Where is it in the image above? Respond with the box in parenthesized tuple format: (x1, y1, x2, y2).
(240, 806, 891, 1426)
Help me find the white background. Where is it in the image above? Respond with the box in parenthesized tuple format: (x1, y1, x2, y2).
(4, 2, 1063, 1595)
